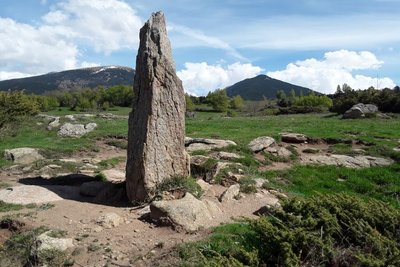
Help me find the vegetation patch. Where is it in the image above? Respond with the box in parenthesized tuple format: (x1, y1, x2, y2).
(155, 176, 203, 200)
(98, 156, 125, 169)
(0, 201, 25, 213)
(264, 163, 400, 208)
(177, 194, 400, 266)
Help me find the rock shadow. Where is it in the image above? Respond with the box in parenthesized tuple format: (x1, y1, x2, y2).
(18, 174, 130, 207)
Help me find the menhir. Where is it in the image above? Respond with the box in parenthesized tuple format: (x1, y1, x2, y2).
(126, 11, 190, 202)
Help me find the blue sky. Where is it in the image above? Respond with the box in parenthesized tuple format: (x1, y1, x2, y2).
(1, 0, 399, 95)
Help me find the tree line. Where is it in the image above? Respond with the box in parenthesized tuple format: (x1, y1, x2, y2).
(330, 84, 400, 114)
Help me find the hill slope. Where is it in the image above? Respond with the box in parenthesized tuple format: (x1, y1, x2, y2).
(226, 75, 316, 100)
(0, 66, 134, 94)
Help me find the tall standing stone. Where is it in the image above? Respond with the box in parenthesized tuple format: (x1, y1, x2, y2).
(126, 11, 190, 202)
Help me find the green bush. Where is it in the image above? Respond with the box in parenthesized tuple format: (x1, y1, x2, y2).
(178, 194, 400, 266)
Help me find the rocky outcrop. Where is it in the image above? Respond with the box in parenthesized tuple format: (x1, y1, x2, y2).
(34, 231, 74, 253)
(219, 184, 240, 202)
(185, 137, 237, 152)
(264, 146, 292, 158)
(281, 133, 308, 143)
(57, 122, 97, 137)
(248, 136, 275, 152)
(301, 154, 393, 168)
(150, 193, 221, 232)
(126, 12, 189, 201)
(4, 148, 44, 164)
(343, 103, 379, 119)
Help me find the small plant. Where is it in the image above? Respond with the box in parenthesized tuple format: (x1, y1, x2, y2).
(87, 243, 101, 252)
(37, 203, 55, 211)
(155, 176, 203, 199)
(98, 156, 125, 169)
(0, 201, 24, 213)
(46, 229, 67, 238)
(95, 172, 108, 182)
(239, 177, 257, 194)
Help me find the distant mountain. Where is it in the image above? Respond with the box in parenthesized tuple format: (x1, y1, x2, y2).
(226, 75, 316, 100)
(0, 66, 135, 94)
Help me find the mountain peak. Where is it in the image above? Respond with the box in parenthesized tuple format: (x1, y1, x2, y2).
(226, 75, 316, 100)
(0, 66, 135, 94)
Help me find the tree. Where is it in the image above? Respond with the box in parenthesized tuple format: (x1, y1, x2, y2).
(185, 94, 195, 111)
(230, 95, 244, 110)
(207, 89, 230, 112)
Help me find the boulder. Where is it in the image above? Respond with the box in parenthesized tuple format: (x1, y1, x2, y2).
(34, 231, 74, 253)
(301, 154, 393, 168)
(212, 151, 242, 160)
(126, 11, 190, 202)
(150, 193, 221, 232)
(281, 133, 308, 143)
(264, 146, 292, 158)
(57, 122, 97, 138)
(219, 184, 240, 202)
(185, 137, 237, 152)
(343, 103, 379, 119)
(64, 115, 75, 121)
(96, 213, 122, 229)
(248, 136, 275, 152)
(4, 148, 44, 164)
(47, 117, 60, 130)
(0, 185, 77, 204)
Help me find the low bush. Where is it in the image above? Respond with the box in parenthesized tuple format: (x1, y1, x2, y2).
(177, 194, 400, 266)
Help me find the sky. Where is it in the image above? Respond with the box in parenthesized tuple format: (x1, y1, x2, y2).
(1, 0, 399, 95)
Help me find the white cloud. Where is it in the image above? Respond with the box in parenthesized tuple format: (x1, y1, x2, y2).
(169, 24, 247, 61)
(267, 50, 395, 93)
(0, 71, 34, 81)
(44, 0, 142, 54)
(0, 17, 79, 78)
(222, 15, 400, 50)
(0, 0, 142, 80)
(177, 62, 263, 96)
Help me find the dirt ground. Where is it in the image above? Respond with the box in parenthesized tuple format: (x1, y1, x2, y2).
(0, 139, 280, 267)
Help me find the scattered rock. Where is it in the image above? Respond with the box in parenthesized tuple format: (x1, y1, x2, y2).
(0, 185, 76, 204)
(269, 190, 288, 199)
(185, 137, 237, 152)
(281, 133, 308, 143)
(248, 136, 275, 152)
(47, 117, 60, 130)
(211, 151, 242, 160)
(4, 148, 44, 164)
(343, 103, 378, 119)
(34, 231, 74, 253)
(196, 179, 212, 191)
(264, 146, 292, 158)
(352, 148, 366, 154)
(254, 178, 267, 188)
(96, 213, 122, 229)
(301, 154, 393, 168)
(150, 193, 221, 232)
(97, 113, 128, 120)
(57, 123, 97, 138)
(126, 12, 190, 202)
(65, 115, 75, 121)
(101, 169, 125, 182)
(79, 181, 109, 197)
(219, 184, 240, 203)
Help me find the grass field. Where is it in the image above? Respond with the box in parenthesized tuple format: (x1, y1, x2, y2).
(1, 109, 400, 266)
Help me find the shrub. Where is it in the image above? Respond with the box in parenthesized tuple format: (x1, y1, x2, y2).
(177, 194, 400, 267)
